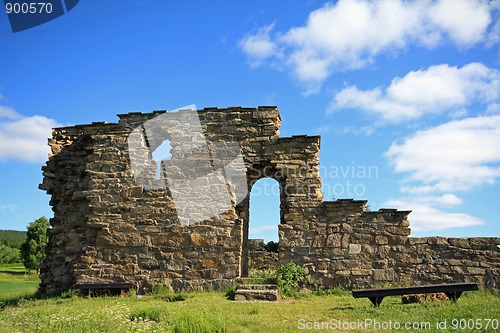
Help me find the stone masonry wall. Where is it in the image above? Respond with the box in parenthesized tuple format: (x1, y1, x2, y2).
(39, 106, 500, 295)
(281, 199, 499, 289)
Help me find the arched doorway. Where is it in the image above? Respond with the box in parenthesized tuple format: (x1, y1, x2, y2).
(240, 177, 282, 276)
(249, 178, 280, 243)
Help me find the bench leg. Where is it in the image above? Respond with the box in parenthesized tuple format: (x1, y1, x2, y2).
(369, 296, 384, 307)
(445, 291, 462, 302)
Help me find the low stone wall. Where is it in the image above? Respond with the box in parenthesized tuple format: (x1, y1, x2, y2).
(281, 199, 500, 289)
(400, 237, 500, 288)
(248, 251, 279, 271)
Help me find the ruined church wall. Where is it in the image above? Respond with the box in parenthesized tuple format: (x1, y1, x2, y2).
(39, 106, 500, 295)
(40, 107, 325, 294)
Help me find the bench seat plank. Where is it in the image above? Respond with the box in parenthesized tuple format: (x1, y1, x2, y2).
(353, 283, 478, 307)
(75, 283, 135, 289)
(75, 283, 136, 297)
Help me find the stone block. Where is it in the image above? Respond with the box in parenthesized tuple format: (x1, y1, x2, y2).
(375, 235, 388, 245)
(372, 268, 395, 281)
(348, 244, 362, 255)
(326, 234, 342, 247)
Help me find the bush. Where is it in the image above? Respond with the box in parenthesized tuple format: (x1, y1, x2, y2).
(245, 264, 306, 296)
(225, 284, 237, 300)
(247, 268, 277, 284)
(276, 263, 305, 297)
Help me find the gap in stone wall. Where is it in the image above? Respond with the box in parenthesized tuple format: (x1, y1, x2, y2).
(249, 178, 280, 243)
(247, 177, 281, 273)
(151, 139, 172, 180)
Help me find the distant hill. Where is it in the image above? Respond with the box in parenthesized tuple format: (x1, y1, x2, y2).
(0, 230, 26, 249)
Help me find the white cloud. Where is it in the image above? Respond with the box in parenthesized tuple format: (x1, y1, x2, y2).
(312, 125, 331, 134)
(329, 63, 500, 123)
(240, 0, 497, 91)
(239, 23, 279, 68)
(386, 115, 500, 192)
(384, 198, 485, 231)
(334, 124, 376, 136)
(383, 109, 500, 233)
(397, 193, 463, 206)
(428, 0, 492, 46)
(0, 106, 21, 120)
(0, 203, 17, 212)
(486, 103, 500, 114)
(249, 225, 278, 234)
(0, 109, 61, 163)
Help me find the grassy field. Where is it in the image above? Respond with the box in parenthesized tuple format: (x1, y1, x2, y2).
(0, 264, 39, 301)
(0, 265, 498, 332)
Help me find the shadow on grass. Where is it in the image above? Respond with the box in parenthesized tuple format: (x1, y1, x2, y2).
(0, 288, 81, 312)
(328, 305, 357, 311)
(0, 292, 39, 311)
(0, 269, 33, 276)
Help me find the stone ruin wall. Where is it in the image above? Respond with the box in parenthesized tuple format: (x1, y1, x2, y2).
(39, 106, 500, 295)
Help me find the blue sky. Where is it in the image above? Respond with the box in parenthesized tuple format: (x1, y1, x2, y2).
(1, 0, 499, 242)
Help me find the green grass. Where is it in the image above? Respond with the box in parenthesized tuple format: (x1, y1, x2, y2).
(0, 285, 498, 332)
(0, 264, 39, 301)
(0, 264, 498, 332)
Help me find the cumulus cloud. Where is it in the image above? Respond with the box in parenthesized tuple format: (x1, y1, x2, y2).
(386, 115, 500, 192)
(239, 23, 280, 68)
(0, 106, 61, 163)
(249, 225, 278, 234)
(384, 198, 485, 231)
(379, 98, 500, 232)
(0, 105, 21, 120)
(239, 0, 497, 91)
(330, 63, 500, 123)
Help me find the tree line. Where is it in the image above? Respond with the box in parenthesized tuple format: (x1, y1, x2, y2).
(0, 217, 49, 271)
(0, 230, 26, 264)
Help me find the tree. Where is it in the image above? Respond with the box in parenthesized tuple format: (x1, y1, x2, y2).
(264, 241, 279, 253)
(20, 217, 50, 272)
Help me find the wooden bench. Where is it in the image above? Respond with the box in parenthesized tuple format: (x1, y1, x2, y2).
(352, 282, 478, 307)
(75, 283, 136, 297)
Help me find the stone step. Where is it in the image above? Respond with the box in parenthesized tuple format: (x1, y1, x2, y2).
(234, 284, 278, 301)
(237, 284, 277, 290)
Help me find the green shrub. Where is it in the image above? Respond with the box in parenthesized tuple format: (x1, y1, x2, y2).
(247, 268, 277, 284)
(276, 263, 305, 297)
(224, 284, 237, 300)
